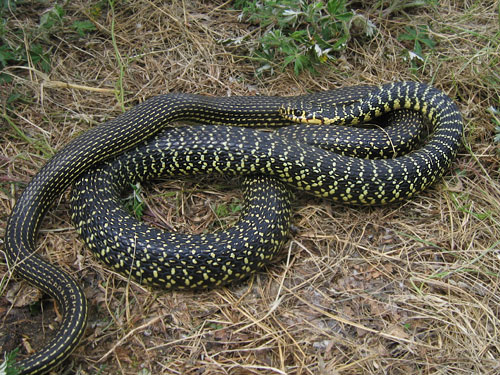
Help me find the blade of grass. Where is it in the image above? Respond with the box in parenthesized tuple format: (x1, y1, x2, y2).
(108, 0, 125, 112)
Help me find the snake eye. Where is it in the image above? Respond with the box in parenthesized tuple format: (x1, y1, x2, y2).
(279, 105, 291, 116)
(279, 106, 305, 120)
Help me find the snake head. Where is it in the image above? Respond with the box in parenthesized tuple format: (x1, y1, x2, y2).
(279, 105, 327, 124)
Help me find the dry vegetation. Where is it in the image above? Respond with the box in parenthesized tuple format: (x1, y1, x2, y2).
(1, 0, 499, 374)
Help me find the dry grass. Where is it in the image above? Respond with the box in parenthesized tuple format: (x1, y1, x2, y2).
(1, 0, 499, 374)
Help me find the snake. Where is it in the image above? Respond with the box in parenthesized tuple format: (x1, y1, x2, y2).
(3, 82, 463, 374)
(70, 110, 427, 289)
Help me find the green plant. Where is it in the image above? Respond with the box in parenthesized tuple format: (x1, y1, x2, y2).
(0, 38, 52, 83)
(0, 2, 52, 82)
(235, 0, 356, 75)
(123, 183, 146, 220)
(398, 25, 436, 70)
(0, 2, 97, 83)
(214, 200, 242, 219)
(71, 19, 96, 37)
(39, 3, 64, 31)
(0, 349, 22, 375)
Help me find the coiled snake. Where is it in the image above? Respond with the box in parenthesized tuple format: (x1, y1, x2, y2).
(4, 82, 463, 374)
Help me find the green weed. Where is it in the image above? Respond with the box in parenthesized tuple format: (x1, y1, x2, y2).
(1, 2, 54, 82)
(39, 3, 64, 31)
(214, 200, 242, 219)
(123, 183, 145, 220)
(234, 0, 361, 75)
(0, 1, 97, 83)
(0, 349, 21, 375)
(398, 25, 436, 71)
(71, 19, 96, 37)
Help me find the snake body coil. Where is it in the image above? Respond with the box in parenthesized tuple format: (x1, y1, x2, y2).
(70, 111, 426, 289)
(4, 82, 463, 374)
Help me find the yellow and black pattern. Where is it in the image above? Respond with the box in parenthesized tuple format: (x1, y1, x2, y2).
(4, 82, 463, 374)
(275, 109, 427, 159)
(72, 174, 293, 289)
(71, 109, 426, 289)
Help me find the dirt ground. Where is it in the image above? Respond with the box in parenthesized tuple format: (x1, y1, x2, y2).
(1, 1, 499, 374)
